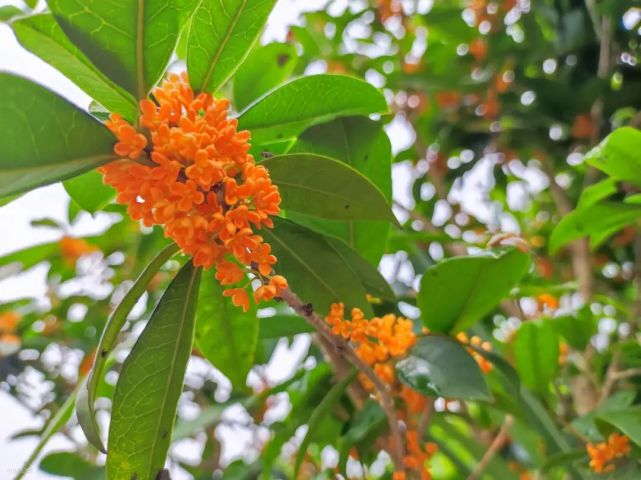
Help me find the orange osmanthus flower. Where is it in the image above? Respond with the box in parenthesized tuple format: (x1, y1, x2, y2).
(587, 432, 631, 473)
(59, 236, 98, 266)
(326, 302, 417, 387)
(101, 72, 286, 310)
(457, 332, 493, 374)
(0, 311, 21, 354)
(326, 303, 439, 478)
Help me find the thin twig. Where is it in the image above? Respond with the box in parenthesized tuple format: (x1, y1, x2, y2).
(418, 398, 435, 436)
(611, 368, 641, 381)
(466, 415, 514, 480)
(278, 288, 406, 472)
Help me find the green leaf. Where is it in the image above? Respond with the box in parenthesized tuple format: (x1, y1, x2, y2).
(0, 242, 60, 275)
(262, 218, 371, 315)
(324, 237, 395, 301)
(14, 390, 77, 480)
(396, 336, 491, 401)
(11, 14, 138, 122)
(107, 261, 201, 479)
(514, 321, 559, 394)
(0, 193, 22, 208)
(294, 370, 357, 477)
(540, 449, 586, 474)
(338, 400, 387, 474)
(259, 315, 315, 339)
(48, 0, 195, 99)
(63, 170, 116, 214)
(173, 405, 226, 440)
(0, 5, 23, 22)
(195, 274, 258, 390)
(233, 42, 298, 110)
(549, 201, 641, 253)
(0, 74, 115, 197)
(39, 452, 103, 480)
(551, 308, 596, 350)
(187, 0, 277, 94)
(262, 154, 396, 223)
(577, 178, 618, 208)
(288, 116, 393, 264)
(418, 249, 530, 333)
(598, 408, 641, 447)
(77, 243, 179, 453)
(470, 346, 520, 397)
(238, 74, 388, 143)
(586, 127, 641, 188)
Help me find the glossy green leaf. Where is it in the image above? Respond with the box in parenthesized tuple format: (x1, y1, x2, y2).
(64, 170, 116, 214)
(39, 452, 103, 480)
(396, 336, 491, 401)
(577, 178, 618, 208)
(514, 321, 559, 394)
(418, 249, 530, 333)
(173, 405, 226, 440)
(14, 389, 77, 480)
(0, 74, 115, 197)
(262, 218, 371, 315)
(338, 400, 387, 474)
(77, 243, 179, 453)
(259, 315, 315, 339)
(238, 75, 388, 143)
(12, 14, 138, 122)
(0, 5, 22, 22)
(324, 237, 395, 301)
(0, 242, 60, 276)
(585, 127, 641, 188)
(0, 194, 22, 208)
(48, 0, 195, 99)
(262, 154, 396, 223)
(598, 408, 641, 447)
(187, 0, 277, 94)
(233, 42, 298, 110)
(549, 201, 641, 254)
(107, 261, 201, 479)
(289, 116, 393, 264)
(551, 308, 596, 350)
(195, 274, 258, 390)
(294, 370, 356, 477)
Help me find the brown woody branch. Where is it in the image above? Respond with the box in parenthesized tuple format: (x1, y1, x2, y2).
(466, 415, 514, 480)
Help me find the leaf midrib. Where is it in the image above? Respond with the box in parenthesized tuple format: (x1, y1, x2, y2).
(135, 0, 145, 99)
(199, 0, 249, 93)
(144, 267, 199, 479)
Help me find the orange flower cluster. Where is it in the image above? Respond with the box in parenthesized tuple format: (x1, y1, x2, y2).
(376, 0, 402, 22)
(0, 311, 20, 351)
(59, 236, 97, 267)
(326, 303, 417, 387)
(101, 72, 286, 311)
(571, 114, 597, 140)
(469, 0, 518, 30)
(400, 431, 438, 479)
(587, 432, 631, 473)
(456, 332, 493, 374)
(326, 303, 437, 478)
(536, 293, 559, 312)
